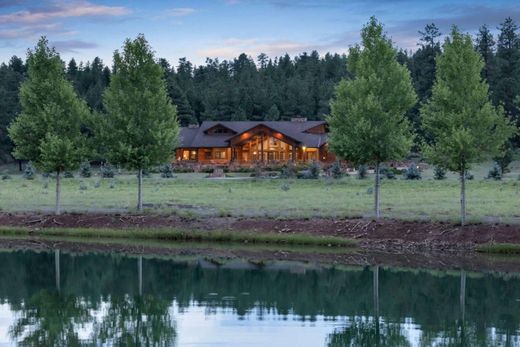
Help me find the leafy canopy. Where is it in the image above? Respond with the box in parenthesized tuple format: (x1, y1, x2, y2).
(101, 34, 179, 170)
(8, 37, 89, 173)
(421, 27, 515, 172)
(327, 17, 417, 166)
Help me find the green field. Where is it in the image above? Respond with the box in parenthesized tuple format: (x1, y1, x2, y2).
(0, 160, 519, 222)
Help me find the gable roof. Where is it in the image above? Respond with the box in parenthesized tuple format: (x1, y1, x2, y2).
(179, 121, 328, 148)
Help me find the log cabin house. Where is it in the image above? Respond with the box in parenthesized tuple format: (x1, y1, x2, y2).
(175, 118, 335, 165)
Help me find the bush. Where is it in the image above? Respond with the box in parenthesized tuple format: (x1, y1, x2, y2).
(487, 164, 502, 180)
(280, 161, 297, 178)
(329, 161, 343, 179)
(23, 162, 36, 180)
(433, 166, 446, 180)
(379, 165, 396, 179)
(101, 164, 115, 178)
(159, 164, 174, 178)
(63, 171, 74, 178)
(280, 182, 290, 191)
(80, 162, 92, 178)
(493, 144, 513, 174)
(308, 161, 320, 179)
(465, 171, 474, 180)
(172, 166, 194, 173)
(1, 172, 11, 180)
(357, 165, 368, 179)
(79, 182, 88, 191)
(405, 165, 422, 180)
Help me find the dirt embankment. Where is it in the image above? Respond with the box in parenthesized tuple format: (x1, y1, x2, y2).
(0, 212, 518, 252)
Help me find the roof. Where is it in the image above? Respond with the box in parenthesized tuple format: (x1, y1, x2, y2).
(178, 121, 328, 148)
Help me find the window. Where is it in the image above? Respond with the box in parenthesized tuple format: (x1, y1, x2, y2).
(214, 150, 227, 159)
(204, 150, 212, 160)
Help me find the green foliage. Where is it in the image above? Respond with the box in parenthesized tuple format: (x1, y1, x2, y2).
(8, 37, 90, 174)
(465, 171, 474, 180)
(280, 182, 290, 191)
(487, 164, 503, 180)
(79, 162, 92, 178)
(421, 27, 516, 174)
(100, 35, 179, 171)
(405, 165, 422, 180)
(433, 166, 447, 180)
(308, 161, 320, 179)
(493, 142, 513, 173)
(379, 165, 397, 179)
(280, 161, 297, 178)
(100, 163, 114, 178)
(22, 161, 35, 180)
(63, 171, 74, 178)
(328, 17, 416, 168)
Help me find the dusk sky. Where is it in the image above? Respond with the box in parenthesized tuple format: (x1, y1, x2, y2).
(1, 0, 519, 67)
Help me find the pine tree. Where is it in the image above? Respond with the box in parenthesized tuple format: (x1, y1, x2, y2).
(100, 35, 179, 211)
(8, 37, 90, 215)
(475, 25, 496, 85)
(328, 17, 417, 218)
(265, 105, 280, 120)
(421, 27, 515, 225)
(495, 18, 520, 130)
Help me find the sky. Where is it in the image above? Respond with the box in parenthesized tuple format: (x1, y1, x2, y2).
(0, 0, 519, 67)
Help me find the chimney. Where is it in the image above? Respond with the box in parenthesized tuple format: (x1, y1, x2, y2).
(291, 117, 307, 122)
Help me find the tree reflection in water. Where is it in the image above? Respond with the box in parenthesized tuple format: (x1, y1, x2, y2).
(0, 250, 518, 346)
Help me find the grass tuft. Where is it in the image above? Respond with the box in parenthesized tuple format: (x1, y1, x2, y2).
(476, 243, 520, 254)
(0, 227, 357, 248)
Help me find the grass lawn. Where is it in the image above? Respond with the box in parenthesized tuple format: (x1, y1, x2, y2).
(0, 160, 519, 222)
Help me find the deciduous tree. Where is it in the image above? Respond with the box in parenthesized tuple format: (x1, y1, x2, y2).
(101, 35, 179, 211)
(8, 37, 90, 215)
(421, 27, 515, 225)
(328, 17, 417, 218)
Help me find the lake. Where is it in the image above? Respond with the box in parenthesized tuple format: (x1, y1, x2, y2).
(0, 249, 519, 346)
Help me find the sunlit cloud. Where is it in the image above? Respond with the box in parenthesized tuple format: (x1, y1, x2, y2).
(0, 1, 130, 24)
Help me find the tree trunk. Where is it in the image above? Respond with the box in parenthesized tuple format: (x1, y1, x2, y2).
(374, 162, 381, 219)
(55, 169, 61, 215)
(137, 169, 143, 211)
(460, 170, 466, 226)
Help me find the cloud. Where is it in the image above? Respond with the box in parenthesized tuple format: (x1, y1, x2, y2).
(163, 7, 196, 17)
(0, 1, 130, 24)
(0, 22, 66, 39)
(51, 39, 98, 53)
(197, 36, 351, 60)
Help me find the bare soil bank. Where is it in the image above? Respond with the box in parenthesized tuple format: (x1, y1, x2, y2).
(0, 212, 518, 252)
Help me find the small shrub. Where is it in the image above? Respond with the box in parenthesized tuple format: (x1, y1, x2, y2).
(80, 162, 92, 178)
(63, 171, 74, 178)
(280, 182, 290, 191)
(433, 166, 447, 180)
(379, 165, 396, 179)
(42, 181, 48, 190)
(308, 161, 320, 179)
(79, 182, 88, 191)
(159, 164, 174, 178)
(329, 161, 343, 179)
(109, 180, 116, 189)
(280, 161, 297, 178)
(23, 162, 36, 180)
(1, 172, 11, 180)
(94, 180, 101, 188)
(405, 165, 422, 180)
(172, 166, 195, 173)
(487, 164, 502, 180)
(101, 164, 115, 178)
(357, 165, 368, 179)
(465, 171, 474, 180)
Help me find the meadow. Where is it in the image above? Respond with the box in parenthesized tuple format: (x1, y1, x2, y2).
(0, 161, 519, 223)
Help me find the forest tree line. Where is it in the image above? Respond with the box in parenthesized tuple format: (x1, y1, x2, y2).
(1, 18, 520, 162)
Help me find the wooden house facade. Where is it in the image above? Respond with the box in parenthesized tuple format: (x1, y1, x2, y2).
(175, 119, 335, 165)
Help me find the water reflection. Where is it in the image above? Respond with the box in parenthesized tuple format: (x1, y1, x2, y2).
(0, 250, 518, 346)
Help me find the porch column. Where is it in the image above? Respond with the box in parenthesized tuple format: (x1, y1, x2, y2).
(260, 133, 265, 164)
(291, 146, 297, 162)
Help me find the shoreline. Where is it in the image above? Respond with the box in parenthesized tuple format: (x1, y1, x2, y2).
(0, 212, 519, 254)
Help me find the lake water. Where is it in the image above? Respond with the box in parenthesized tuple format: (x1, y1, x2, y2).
(0, 249, 519, 346)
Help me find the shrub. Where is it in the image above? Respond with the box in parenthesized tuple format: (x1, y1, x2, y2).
(172, 166, 194, 173)
(493, 144, 513, 174)
(357, 165, 368, 179)
(379, 165, 396, 179)
(280, 182, 290, 191)
(1, 172, 11, 180)
(329, 161, 343, 179)
(405, 165, 422, 180)
(101, 164, 115, 178)
(308, 161, 320, 179)
(23, 162, 36, 180)
(487, 164, 502, 180)
(79, 182, 88, 190)
(80, 162, 92, 178)
(465, 171, 474, 180)
(159, 164, 174, 178)
(63, 171, 74, 178)
(280, 161, 297, 178)
(200, 166, 215, 174)
(433, 166, 447, 180)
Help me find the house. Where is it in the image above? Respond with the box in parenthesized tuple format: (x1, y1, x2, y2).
(175, 118, 335, 165)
